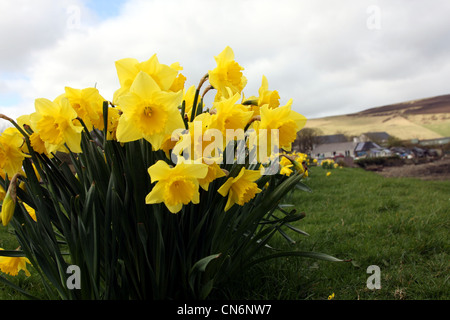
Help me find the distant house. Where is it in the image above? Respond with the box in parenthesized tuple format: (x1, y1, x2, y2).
(310, 132, 394, 160)
(312, 141, 358, 159)
(354, 141, 392, 158)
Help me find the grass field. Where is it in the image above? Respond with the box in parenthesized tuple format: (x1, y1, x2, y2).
(421, 123, 450, 137)
(214, 166, 450, 300)
(1, 166, 449, 300)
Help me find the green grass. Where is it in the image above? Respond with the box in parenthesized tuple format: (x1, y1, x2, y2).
(0, 227, 46, 300)
(1, 166, 449, 300)
(421, 123, 450, 137)
(213, 166, 450, 300)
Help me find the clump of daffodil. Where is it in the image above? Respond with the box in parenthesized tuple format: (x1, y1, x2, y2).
(279, 156, 294, 176)
(0, 46, 326, 299)
(0, 248, 32, 277)
(30, 97, 84, 154)
(321, 159, 335, 170)
(115, 71, 185, 150)
(280, 153, 308, 177)
(218, 167, 262, 212)
(145, 160, 208, 213)
(208, 46, 247, 101)
(0, 127, 30, 177)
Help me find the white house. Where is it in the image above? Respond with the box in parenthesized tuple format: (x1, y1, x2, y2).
(311, 141, 358, 159)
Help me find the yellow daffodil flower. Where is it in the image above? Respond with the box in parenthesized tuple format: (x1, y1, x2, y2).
(113, 54, 183, 104)
(115, 71, 185, 150)
(208, 46, 247, 101)
(169, 62, 187, 92)
(244, 75, 280, 116)
(258, 75, 280, 110)
(64, 87, 105, 131)
(30, 97, 84, 154)
(145, 160, 208, 213)
(209, 91, 254, 135)
(16, 114, 49, 155)
(0, 127, 30, 177)
(218, 167, 262, 212)
(257, 100, 307, 152)
(198, 162, 226, 191)
(0, 248, 32, 277)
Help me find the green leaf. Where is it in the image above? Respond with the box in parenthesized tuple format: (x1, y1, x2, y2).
(0, 250, 27, 257)
(190, 88, 200, 121)
(103, 100, 109, 139)
(295, 181, 312, 192)
(245, 251, 345, 269)
(285, 223, 310, 236)
(188, 253, 221, 294)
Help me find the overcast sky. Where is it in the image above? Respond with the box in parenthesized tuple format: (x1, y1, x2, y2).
(1, 0, 450, 124)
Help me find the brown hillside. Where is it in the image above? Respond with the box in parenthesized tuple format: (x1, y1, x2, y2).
(351, 94, 450, 117)
(305, 94, 450, 140)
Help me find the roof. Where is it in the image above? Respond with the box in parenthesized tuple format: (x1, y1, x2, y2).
(355, 141, 382, 152)
(362, 132, 391, 141)
(316, 134, 348, 144)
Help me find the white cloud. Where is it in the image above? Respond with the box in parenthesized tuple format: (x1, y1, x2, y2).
(1, 0, 450, 123)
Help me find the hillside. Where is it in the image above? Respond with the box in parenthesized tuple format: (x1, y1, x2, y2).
(305, 94, 450, 140)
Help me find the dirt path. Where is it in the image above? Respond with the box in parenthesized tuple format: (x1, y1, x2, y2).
(376, 157, 450, 181)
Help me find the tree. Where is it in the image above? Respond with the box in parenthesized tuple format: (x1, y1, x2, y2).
(293, 128, 321, 154)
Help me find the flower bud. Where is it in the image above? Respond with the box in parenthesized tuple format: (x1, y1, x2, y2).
(1, 190, 16, 226)
(1, 173, 19, 226)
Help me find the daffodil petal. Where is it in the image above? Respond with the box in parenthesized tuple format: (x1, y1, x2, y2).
(147, 161, 172, 183)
